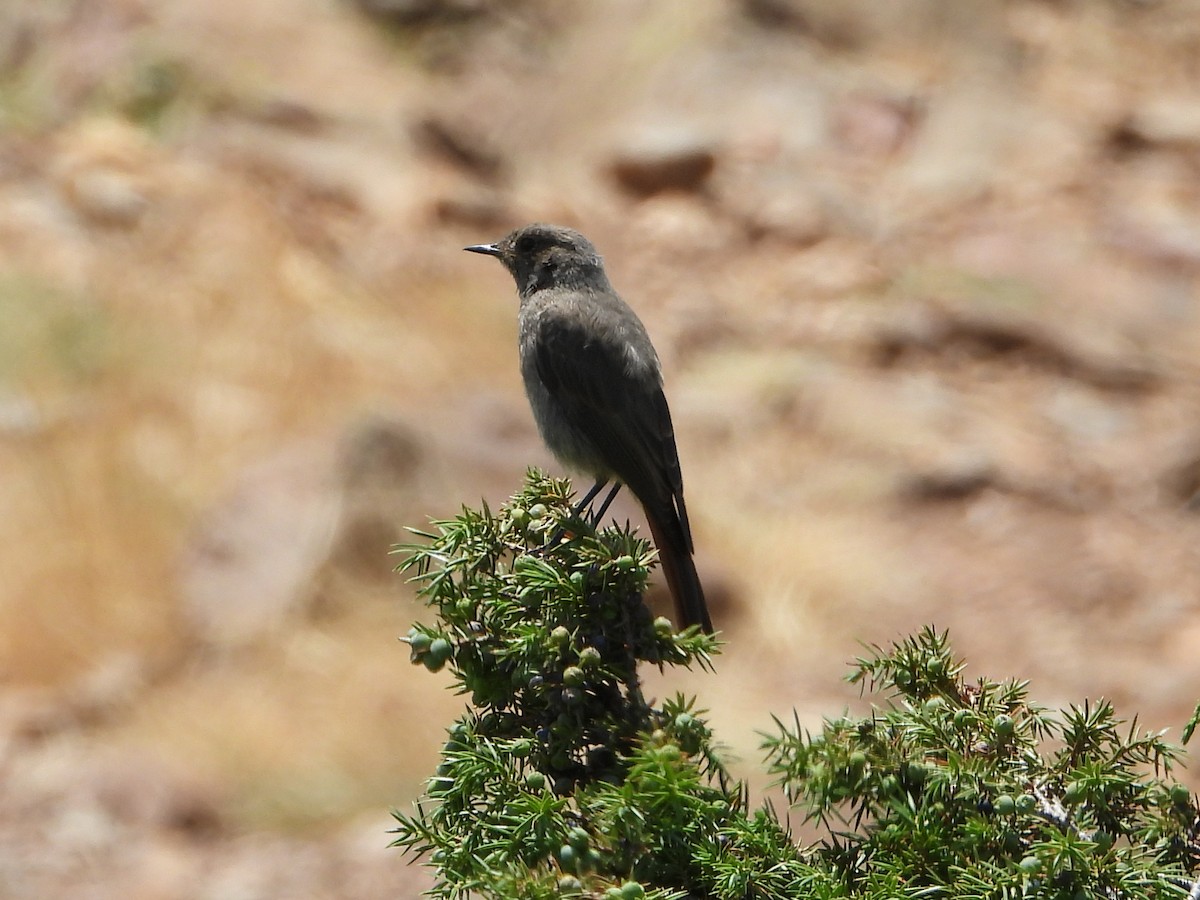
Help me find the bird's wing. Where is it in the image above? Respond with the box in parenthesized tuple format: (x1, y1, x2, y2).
(533, 302, 692, 548)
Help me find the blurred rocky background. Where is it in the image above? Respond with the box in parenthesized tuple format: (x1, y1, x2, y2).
(1, 0, 1199, 895)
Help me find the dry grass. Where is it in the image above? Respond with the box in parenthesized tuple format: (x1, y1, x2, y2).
(106, 599, 450, 830)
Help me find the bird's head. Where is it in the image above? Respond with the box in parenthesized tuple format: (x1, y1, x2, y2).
(465, 223, 606, 296)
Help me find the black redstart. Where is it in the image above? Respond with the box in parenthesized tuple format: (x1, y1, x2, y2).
(465, 223, 714, 634)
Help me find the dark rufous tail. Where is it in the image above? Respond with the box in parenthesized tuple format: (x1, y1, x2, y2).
(645, 508, 713, 634)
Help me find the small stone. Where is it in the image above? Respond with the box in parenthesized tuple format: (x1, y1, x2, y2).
(718, 168, 828, 246)
(353, 0, 489, 27)
(738, 0, 810, 32)
(331, 417, 424, 579)
(429, 186, 510, 229)
(67, 168, 148, 226)
(253, 98, 325, 134)
(832, 91, 920, 159)
(1116, 96, 1200, 150)
(900, 453, 997, 503)
(0, 390, 42, 436)
(609, 126, 717, 197)
(89, 751, 221, 833)
(178, 440, 342, 646)
(52, 117, 155, 228)
(412, 114, 506, 181)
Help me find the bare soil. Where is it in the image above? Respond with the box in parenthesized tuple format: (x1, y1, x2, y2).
(1, 0, 1199, 896)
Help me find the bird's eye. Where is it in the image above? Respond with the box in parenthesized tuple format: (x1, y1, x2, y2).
(515, 235, 536, 254)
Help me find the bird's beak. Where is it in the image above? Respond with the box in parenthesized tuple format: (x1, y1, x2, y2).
(463, 242, 502, 257)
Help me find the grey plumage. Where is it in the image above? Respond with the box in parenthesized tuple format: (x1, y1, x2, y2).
(465, 223, 713, 634)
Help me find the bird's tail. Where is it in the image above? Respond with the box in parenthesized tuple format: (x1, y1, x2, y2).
(644, 506, 713, 634)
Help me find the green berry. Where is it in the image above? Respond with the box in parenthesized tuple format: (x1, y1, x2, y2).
(510, 739, 533, 758)
(658, 743, 681, 763)
(408, 631, 432, 654)
(524, 771, 546, 791)
(558, 844, 578, 873)
(428, 638, 452, 664)
(567, 826, 590, 850)
(551, 626, 571, 647)
(510, 507, 529, 528)
(614, 554, 635, 571)
(1016, 793, 1036, 814)
(557, 876, 582, 894)
(563, 666, 585, 687)
(529, 503, 548, 519)
(653, 616, 674, 636)
(428, 763, 452, 796)
(1169, 783, 1191, 805)
(578, 646, 602, 668)
(621, 882, 646, 900)
(993, 714, 1015, 737)
(994, 794, 1016, 815)
(904, 761, 929, 784)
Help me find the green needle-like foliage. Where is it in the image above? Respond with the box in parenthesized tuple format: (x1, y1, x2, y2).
(391, 470, 813, 899)
(762, 627, 1200, 898)
(391, 473, 1200, 900)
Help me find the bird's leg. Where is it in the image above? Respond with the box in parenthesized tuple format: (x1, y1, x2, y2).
(571, 479, 609, 520)
(546, 480, 623, 547)
(544, 479, 611, 547)
(587, 482, 622, 527)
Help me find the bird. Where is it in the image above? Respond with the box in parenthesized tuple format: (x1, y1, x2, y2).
(465, 223, 713, 634)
